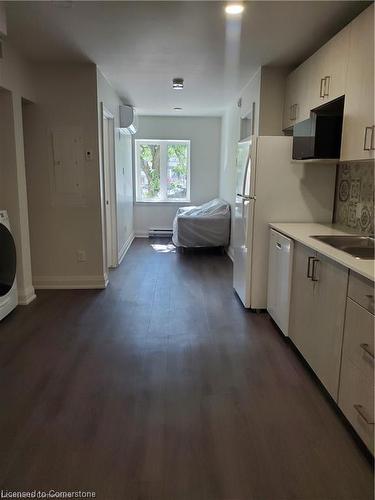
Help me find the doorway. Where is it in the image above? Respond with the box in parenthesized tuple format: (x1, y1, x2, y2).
(102, 106, 117, 270)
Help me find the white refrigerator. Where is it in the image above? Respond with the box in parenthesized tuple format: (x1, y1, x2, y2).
(233, 135, 336, 310)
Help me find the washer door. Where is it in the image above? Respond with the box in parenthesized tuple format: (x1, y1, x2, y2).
(0, 224, 17, 297)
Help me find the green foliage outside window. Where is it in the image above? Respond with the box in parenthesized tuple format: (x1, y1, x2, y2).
(139, 144, 160, 198)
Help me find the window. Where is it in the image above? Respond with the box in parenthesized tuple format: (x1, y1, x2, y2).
(135, 140, 190, 202)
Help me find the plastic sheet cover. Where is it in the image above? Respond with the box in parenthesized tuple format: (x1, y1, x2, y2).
(172, 198, 231, 248)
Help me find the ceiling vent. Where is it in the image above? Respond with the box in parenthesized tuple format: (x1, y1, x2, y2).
(172, 78, 184, 90)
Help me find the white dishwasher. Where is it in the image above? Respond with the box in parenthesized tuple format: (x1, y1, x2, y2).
(267, 229, 294, 336)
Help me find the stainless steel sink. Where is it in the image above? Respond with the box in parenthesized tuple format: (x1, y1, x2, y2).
(311, 235, 375, 260)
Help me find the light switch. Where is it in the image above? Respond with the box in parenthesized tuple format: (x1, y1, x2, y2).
(77, 250, 87, 262)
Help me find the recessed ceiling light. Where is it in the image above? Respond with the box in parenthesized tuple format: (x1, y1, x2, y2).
(173, 78, 184, 90)
(225, 3, 244, 15)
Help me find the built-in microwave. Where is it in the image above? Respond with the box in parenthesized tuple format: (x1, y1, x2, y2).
(292, 97, 344, 161)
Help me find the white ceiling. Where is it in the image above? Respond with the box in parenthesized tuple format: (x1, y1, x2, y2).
(5, 1, 370, 116)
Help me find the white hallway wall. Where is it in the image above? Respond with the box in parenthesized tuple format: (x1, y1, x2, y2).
(133, 115, 222, 236)
(96, 70, 134, 264)
(0, 41, 36, 304)
(23, 63, 106, 289)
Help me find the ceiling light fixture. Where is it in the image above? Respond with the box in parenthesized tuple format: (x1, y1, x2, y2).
(225, 3, 244, 15)
(172, 78, 184, 90)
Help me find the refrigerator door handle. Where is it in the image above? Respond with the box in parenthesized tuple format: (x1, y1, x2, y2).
(242, 156, 253, 197)
(236, 193, 256, 200)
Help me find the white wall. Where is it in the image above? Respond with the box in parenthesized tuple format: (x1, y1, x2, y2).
(219, 105, 241, 254)
(96, 70, 134, 264)
(23, 63, 106, 289)
(133, 115, 222, 236)
(0, 41, 36, 304)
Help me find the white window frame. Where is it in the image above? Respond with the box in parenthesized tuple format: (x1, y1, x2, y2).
(135, 139, 191, 203)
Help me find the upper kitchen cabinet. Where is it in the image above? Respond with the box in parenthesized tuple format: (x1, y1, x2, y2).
(283, 26, 349, 130)
(341, 4, 375, 161)
(283, 59, 311, 130)
(308, 25, 350, 111)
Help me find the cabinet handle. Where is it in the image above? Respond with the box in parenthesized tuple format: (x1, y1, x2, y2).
(319, 78, 325, 98)
(353, 404, 374, 425)
(360, 343, 374, 360)
(294, 103, 298, 121)
(311, 258, 319, 282)
(276, 242, 282, 249)
(323, 76, 330, 97)
(290, 104, 297, 121)
(363, 126, 372, 151)
(307, 256, 314, 278)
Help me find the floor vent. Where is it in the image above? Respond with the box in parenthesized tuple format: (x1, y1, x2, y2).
(148, 228, 173, 238)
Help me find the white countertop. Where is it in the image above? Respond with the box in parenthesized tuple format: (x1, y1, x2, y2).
(269, 222, 375, 282)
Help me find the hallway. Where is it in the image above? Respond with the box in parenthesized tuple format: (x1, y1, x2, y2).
(0, 239, 372, 500)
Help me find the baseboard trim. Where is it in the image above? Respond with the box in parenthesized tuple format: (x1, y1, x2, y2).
(226, 245, 234, 261)
(118, 231, 135, 265)
(18, 286, 37, 305)
(33, 275, 108, 290)
(134, 231, 149, 238)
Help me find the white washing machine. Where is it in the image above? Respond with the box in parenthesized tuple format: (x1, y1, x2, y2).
(0, 210, 18, 320)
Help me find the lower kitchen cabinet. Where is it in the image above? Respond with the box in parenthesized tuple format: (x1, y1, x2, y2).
(338, 276, 374, 454)
(289, 243, 348, 400)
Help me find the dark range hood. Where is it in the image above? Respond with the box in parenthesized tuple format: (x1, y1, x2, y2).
(292, 97, 345, 161)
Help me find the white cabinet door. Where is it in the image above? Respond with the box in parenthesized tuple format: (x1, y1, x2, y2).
(289, 243, 316, 352)
(308, 25, 350, 110)
(283, 60, 311, 129)
(341, 4, 375, 161)
(289, 245, 348, 401)
(310, 253, 348, 400)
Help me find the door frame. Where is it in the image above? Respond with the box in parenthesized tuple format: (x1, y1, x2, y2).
(101, 104, 118, 269)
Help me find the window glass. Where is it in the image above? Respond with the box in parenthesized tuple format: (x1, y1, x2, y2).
(139, 144, 161, 200)
(136, 140, 190, 202)
(167, 143, 188, 200)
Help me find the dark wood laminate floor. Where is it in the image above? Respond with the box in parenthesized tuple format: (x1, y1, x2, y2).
(0, 238, 373, 500)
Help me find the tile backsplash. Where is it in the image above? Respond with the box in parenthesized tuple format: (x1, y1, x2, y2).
(334, 161, 374, 234)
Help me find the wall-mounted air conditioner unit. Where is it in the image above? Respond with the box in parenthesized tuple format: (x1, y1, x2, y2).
(119, 105, 138, 135)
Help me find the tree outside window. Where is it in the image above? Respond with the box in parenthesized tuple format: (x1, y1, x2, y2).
(136, 140, 190, 202)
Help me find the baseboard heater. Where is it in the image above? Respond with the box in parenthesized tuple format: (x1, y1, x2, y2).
(148, 228, 173, 238)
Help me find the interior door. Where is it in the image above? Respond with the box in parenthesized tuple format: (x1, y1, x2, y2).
(103, 116, 113, 269)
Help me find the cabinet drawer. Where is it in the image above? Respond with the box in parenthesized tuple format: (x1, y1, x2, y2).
(348, 272, 374, 314)
(342, 298, 374, 371)
(338, 358, 374, 453)
(338, 296, 374, 453)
